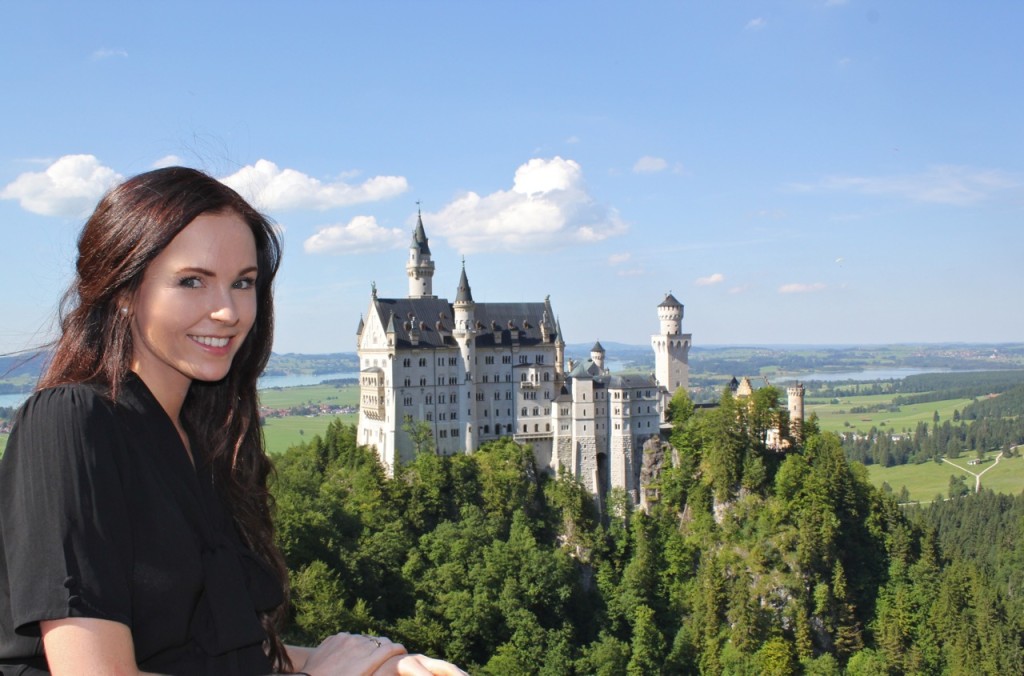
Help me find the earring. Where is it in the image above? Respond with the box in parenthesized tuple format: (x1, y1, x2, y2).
(120, 307, 129, 316)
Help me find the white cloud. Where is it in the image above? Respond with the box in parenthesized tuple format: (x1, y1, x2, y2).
(565, 135, 581, 144)
(779, 282, 826, 294)
(0, 154, 122, 217)
(426, 157, 628, 254)
(152, 155, 183, 168)
(92, 48, 128, 60)
(746, 17, 766, 30)
(696, 273, 725, 286)
(220, 159, 408, 211)
(633, 156, 669, 174)
(793, 165, 1021, 206)
(608, 253, 632, 266)
(729, 285, 749, 295)
(303, 215, 407, 255)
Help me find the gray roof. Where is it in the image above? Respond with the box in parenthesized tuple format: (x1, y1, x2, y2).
(371, 297, 559, 349)
(411, 213, 430, 255)
(455, 265, 473, 303)
(659, 293, 683, 308)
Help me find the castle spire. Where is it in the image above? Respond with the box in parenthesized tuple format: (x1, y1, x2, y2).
(455, 257, 474, 303)
(406, 208, 435, 298)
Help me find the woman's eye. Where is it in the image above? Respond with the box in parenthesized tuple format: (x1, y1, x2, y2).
(234, 277, 257, 290)
(178, 276, 203, 289)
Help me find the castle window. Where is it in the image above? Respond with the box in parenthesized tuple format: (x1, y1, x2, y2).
(503, 355, 512, 364)
(543, 372, 550, 381)
(484, 425, 490, 434)
(546, 423, 550, 431)
(521, 407, 527, 416)
(483, 375, 489, 383)
(532, 407, 539, 416)
(506, 391, 512, 400)
(520, 373, 527, 382)
(485, 356, 495, 365)
(449, 357, 457, 365)
(452, 429, 459, 437)
(404, 397, 412, 406)
(419, 378, 427, 386)
(519, 355, 528, 364)
(476, 393, 484, 401)
(419, 358, 427, 367)
(426, 413, 432, 421)
(404, 378, 411, 387)
(522, 425, 528, 433)
(494, 392, 500, 400)
(534, 424, 539, 432)
(505, 374, 511, 382)
(426, 395, 433, 404)
(403, 358, 411, 367)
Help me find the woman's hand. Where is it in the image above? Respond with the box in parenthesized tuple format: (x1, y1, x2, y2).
(372, 654, 470, 676)
(300, 633, 408, 676)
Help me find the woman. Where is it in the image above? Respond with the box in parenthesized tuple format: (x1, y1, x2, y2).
(0, 167, 465, 676)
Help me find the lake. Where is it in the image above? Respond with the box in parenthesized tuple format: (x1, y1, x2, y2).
(775, 367, 952, 383)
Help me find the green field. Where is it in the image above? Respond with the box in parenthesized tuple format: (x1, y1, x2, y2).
(261, 412, 358, 455)
(808, 393, 975, 436)
(864, 451, 1024, 503)
(258, 383, 358, 409)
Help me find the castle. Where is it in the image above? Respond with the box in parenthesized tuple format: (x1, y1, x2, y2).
(356, 215, 692, 503)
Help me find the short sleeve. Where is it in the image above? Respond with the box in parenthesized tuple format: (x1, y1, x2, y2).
(0, 385, 134, 636)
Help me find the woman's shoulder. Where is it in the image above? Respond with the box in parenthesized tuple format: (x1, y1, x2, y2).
(11, 381, 119, 438)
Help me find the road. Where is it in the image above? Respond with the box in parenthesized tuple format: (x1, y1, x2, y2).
(942, 451, 1004, 493)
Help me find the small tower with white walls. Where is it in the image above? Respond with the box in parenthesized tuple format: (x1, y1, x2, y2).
(787, 382, 805, 443)
(590, 341, 607, 374)
(452, 261, 477, 451)
(406, 210, 435, 298)
(651, 293, 691, 395)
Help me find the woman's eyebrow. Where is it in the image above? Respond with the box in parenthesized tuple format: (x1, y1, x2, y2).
(175, 265, 259, 277)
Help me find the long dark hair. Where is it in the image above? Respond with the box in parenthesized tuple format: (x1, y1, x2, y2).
(39, 166, 291, 670)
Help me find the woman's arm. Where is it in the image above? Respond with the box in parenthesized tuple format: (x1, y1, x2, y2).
(40, 617, 160, 676)
(285, 643, 316, 671)
(295, 633, 468, 676)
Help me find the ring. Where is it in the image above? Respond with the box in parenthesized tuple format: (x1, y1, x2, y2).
(368, 636, 382, 648)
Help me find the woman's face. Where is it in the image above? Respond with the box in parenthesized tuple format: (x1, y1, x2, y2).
(130, 210, 259, 410)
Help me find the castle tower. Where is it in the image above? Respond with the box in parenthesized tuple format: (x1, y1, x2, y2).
(554, 318, 566, 376)
(787, 382, 805, 442)
(651, 292, 691, 395)
(452, 261, 477, 451)
(591, 341, 606, 373)
(406, 211, 435, 298)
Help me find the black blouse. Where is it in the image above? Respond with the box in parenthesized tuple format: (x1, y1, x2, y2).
(0, 375, 283, 675)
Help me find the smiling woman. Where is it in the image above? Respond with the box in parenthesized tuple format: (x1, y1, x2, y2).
(0, 167, 465, 676)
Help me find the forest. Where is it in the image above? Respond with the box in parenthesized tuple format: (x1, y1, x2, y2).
(269, 387, 1024, 674)
(841, 378, 1024, 468)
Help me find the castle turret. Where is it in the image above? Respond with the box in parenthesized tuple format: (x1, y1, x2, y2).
(787, 382, 805, 442)
(406, 211, 435, 298)
(452, 261, 477, 451)
(591, 341, 606, 373)
(651, 292, 691, 396)
(554, 318, 565, 377)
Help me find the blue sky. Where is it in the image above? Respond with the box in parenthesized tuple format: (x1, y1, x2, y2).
(1, 1, 1021, 355)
